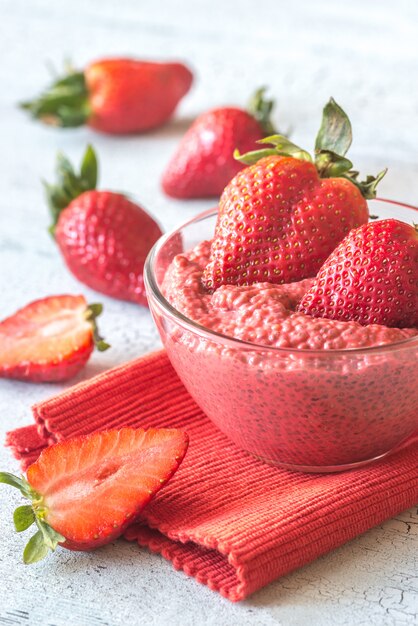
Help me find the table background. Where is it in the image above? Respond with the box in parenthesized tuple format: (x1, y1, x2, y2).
(0, 1, 417, 624)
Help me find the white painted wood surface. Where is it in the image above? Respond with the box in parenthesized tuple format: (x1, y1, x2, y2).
(0, 1, 417, 624)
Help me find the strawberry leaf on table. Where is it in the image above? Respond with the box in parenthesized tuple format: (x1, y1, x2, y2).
(0, 428, 189, 564)
(13, 505, 36, 532)
(23, 531, 51, 565)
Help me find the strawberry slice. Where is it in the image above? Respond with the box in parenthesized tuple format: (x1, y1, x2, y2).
(0, 428, 189, 563)
(0, 295, 109, 382)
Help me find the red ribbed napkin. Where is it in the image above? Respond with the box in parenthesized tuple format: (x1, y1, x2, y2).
(6, 351, 418, 602)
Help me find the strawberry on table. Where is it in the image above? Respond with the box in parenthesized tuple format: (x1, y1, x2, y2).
(0, 295, 109, 382)
(203, 98, 386, 291)
(0, 428, 188, 562)
(20, 59, 193, 134)
(45, 145, 162, 305)
(162, 88, 277, 198)
(298, 219, 418, 328)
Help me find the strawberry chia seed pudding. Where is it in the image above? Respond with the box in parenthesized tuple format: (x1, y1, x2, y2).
(160, 240, 418, 469)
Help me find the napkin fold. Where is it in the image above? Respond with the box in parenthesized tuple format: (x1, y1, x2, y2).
(6, 350, 418, 602)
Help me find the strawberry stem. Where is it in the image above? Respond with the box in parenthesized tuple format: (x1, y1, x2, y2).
(0, 471, 65, 564)
(14, 505, 36, 532)
(20, 70, 90, 127)
(234, 98, 387, 199)
(235, 135, 311, 165)
(45, 145, 98, 235)
(341, 168, 388, 200)
(85, 303, 111, 352)
(247, 87, 276, 135)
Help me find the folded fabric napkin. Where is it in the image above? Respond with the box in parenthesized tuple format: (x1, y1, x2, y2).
(6, 350, 418, 602)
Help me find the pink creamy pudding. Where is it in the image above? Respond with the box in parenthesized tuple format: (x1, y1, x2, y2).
(160, 240, 418, 469)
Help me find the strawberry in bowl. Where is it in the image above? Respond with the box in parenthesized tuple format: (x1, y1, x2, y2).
(144, 100, 418, 471)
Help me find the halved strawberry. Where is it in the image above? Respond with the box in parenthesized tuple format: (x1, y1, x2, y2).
(0, 427, 188, 562)
(0, 295, 109, 382)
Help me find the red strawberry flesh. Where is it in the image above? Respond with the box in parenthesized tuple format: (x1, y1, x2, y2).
(27, 428, 188, 550)
(0, 295, 94, 382)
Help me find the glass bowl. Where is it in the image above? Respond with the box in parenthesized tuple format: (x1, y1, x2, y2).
(144, 199, 418, 472)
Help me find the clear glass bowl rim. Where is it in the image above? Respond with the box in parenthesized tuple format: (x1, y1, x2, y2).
(144, 198, 418, 357)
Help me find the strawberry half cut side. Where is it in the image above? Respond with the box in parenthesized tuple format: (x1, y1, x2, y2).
(0, 428, 189, 563)
(0, 295, 109, 382)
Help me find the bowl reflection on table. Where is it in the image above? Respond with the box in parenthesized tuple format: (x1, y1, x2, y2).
(144, 199, 418, 472)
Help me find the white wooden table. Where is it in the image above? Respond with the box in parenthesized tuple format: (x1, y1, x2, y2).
(0, 1, 417, 624)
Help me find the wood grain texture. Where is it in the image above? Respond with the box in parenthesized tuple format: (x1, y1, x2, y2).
(0, 0, 417, 624)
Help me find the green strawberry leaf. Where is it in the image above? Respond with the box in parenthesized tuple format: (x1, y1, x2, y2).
(315, 98, 352, 157)
(234, 99, 387, 200)
(343, 168, 388, 200)
(88, 303, 103, 317)
(234, 147, 282, 165)
(44, 145, 99, 234)
(247, 87, 276, 135)
(80, 145, 98, 191)
(235, 135, 312, 165)
(36, 519, 65, 550)
(14, 505, 35, 532)
(19, 69, 90, 128)
(56, 153, 85, 199)
(315, 150, 353, 178)
(2, 470, 65, 563)
(23, 531, 50, 565)
(258, 136, 312, 161)
(85, 303, 110, 352)
(0, 472, 33, 498)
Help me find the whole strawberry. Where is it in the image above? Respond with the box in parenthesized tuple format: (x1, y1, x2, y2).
(203, 98, 386, 291)
(162, 88, 276, 198)
(0, 427, 188, 562)
(45, 146, 162, 305)
(21, 58, 193, 134)
(0, 295, 109, 382)
(298, 219, 418, 328)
